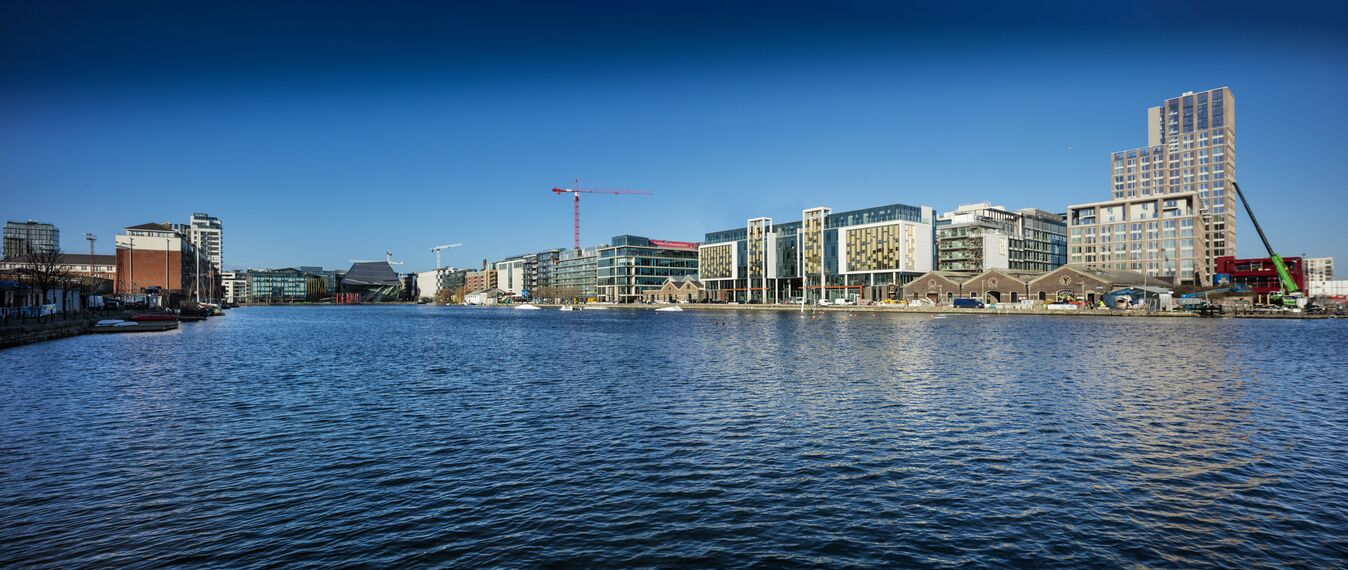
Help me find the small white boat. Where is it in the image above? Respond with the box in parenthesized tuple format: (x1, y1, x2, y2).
(559, 305, 577, 311)
(514, 304, 541, 310)
(585, 305, 608, 310)
(655, 306, 684, 312)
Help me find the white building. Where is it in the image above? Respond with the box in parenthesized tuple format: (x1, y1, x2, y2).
(222, 271, 249, 303)
(1305, 257, 1334, 283)
(494, 258, 526, 296)
(186, 212, 223, 270)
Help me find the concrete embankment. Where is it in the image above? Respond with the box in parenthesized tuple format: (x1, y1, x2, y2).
(0, 316, 99, 349)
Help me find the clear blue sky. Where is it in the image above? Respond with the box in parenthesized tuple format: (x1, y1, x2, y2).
(3, 1, 1346, 271)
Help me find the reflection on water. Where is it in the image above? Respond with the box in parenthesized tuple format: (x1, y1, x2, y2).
(1, 306, 1345, 567)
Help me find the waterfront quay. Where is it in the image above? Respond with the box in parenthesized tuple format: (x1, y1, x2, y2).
(3, 304, 1345, 567)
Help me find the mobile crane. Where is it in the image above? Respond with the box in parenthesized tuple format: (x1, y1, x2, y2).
(1231, 181, 1303, 308)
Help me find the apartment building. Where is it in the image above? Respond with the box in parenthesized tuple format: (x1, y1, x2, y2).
(1067, 192, 1207, 285)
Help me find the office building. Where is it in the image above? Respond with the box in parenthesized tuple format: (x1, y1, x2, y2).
(597, 235, 700, 303)
(1305, 257, 1334, 283)
(550, 245, 604, 301)
(936, 203, 1066, 273)
(1110, 87, 1236, 278)
(3, 220, 59, 259)
(1067, 192, 1207, 285)
(247, 268, 324, 303)
(700, 202, 935, 303)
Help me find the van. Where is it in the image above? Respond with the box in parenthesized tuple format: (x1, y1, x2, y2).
(952, 298, 985, 309)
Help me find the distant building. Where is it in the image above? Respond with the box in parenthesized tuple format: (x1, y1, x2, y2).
(701, 202, 935, 303)
(1067, 192, 1207, 285)
(642, 275, 706, 303)
(936, 203, 1066, 273)
(598, 235, 700, 303)
(113, 222, 216, 301)
(187, 213, 223, 270)
(494, 258, 527, 297)
(222, 271, 249, 303)
(246, 268, 323, 303)
(551, 245, 604, 301)
(1109, 87, 1236, 278)
(3, 220, 59, 259)
(414, 267, 469, 301)
(0, 253, 116, 281)
(1305, 257, 1334, 282)
(340, 261, 402, 302)
(1215, 256, 1306, 300)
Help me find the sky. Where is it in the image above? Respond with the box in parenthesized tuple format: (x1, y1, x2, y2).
(3, 1, 1347, 271)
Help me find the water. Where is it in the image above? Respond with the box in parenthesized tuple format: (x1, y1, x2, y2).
(2, 305, 1346, 568)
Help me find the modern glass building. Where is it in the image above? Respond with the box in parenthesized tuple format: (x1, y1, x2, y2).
(701, 202, 935, 303)
(3, 220, 59, 259)
(597, 235, 700, 303)
(550, 245, 604, 301)
(936, 203, 1066, 273)
(246, 268, 321, 302)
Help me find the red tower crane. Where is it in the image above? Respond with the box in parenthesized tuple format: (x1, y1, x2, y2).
(551, 179, 652, 249)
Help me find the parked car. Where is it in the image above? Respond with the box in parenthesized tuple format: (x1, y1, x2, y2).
(952, 298, 986, 309)
(817, 298, 831, 306)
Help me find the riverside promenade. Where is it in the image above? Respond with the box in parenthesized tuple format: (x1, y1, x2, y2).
(529, 303, 1342, 319)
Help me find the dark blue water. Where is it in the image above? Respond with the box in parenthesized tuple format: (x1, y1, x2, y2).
(2, 305, 1346, 567)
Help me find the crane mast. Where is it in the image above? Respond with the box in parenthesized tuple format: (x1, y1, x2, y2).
(1230, 181, 1300, 303)
(551, 179, 652, 249)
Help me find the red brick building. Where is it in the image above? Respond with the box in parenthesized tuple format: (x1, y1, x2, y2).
(114, 222, 216, 300)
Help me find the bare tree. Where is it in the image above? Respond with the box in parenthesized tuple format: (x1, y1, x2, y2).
(16, 249, 76, 313)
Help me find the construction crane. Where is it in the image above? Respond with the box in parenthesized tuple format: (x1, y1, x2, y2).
(430, 243, 462, 269)
(551, 179, 652, 249)
(1231, 181, 1302, 307)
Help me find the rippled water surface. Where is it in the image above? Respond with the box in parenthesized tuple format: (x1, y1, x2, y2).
(3, 305, 1346, 567)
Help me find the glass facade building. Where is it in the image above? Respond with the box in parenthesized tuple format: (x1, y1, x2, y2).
(597, 235, 699, 303)
(3, 220, 60, 259)
(246, 268, 320, 302)
(701, 202, 935, 303)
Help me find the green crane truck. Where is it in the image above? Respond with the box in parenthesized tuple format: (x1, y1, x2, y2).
(1231, 181, 1303, 308)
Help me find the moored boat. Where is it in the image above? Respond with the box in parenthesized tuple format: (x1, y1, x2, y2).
(655, 305, 683, 312)
(88, 317, 179, 333)
(514, 304, 541, 310)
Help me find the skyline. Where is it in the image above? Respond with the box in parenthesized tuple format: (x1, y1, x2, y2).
(4, 2, 1348, 270)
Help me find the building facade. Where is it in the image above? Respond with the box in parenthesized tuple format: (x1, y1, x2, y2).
(597, 235, 700, 303)
(113, 222, 216, 298)
(222, 271, 249, 303)
(701, 202, 935, 303)
(246, 268, 321, 302)
(1067, 192, 1208, 285)
(494, 258, 527, 297)
(1110, 87, 1235, 278)
(1214, 256, 1306, 298)
(0, 253, 116, 281)
(551, 245, 603, 301)
(1305, 257, 1334, 283)
(3, 220, 60, 259)
(936, 203, 1066, 273)
(188, 212, 223, 270)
